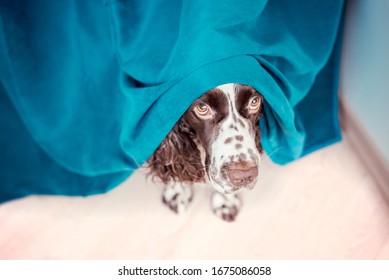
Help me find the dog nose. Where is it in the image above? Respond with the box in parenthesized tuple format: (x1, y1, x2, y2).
(226, 162, 258, 187)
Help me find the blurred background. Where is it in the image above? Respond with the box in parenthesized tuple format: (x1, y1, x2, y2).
(0, 0, 388, 259)
(341, 0, 389, 197)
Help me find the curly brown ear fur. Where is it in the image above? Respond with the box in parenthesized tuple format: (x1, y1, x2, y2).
(147, 119, 205, 184)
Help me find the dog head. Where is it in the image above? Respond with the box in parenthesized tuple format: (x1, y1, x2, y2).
(148, 83, 264, 194)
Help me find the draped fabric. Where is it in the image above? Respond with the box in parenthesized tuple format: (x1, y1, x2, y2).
(0, 0, 344, 202)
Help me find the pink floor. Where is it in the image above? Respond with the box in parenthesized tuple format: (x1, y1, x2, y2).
(0, 132, 389, 259)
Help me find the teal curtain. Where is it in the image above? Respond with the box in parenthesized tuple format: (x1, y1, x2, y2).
(0, 0, 344, 202)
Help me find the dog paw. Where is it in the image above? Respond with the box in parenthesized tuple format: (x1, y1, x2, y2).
(162, 183, 193, 214)
(211, 192, 242, 222)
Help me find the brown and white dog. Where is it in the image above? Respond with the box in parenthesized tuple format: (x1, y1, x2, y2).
(147, 83, 264, 222)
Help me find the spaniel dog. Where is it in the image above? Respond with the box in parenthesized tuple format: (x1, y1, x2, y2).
(147, 83, 264, 222)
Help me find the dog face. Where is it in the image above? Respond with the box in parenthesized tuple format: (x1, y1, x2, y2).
(181, 83, 263, 194)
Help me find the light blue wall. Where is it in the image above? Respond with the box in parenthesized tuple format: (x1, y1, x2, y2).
(341, 0, 389, 164)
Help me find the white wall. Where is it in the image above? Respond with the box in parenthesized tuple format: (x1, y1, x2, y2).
(341, 0, 389, 164)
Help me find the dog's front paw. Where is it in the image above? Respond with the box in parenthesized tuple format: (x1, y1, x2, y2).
(211, 192, 242, 222)
(162, 183, 193, 214)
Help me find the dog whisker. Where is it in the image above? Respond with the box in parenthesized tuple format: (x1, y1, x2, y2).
(261, 146, 286, 163)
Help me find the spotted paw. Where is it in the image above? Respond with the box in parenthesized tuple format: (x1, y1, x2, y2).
(162, 183, 193, 214)
(211, 192, 242, 222)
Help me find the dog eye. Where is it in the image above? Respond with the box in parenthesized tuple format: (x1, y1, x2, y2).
(195, 103, 210, 116)
(194, 103, 211, 117)
(249, 96, 261, 111)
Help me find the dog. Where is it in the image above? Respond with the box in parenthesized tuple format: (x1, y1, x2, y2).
(147, 83, 264, 222)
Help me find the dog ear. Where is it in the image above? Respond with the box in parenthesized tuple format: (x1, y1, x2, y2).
(254, 122, 263, 154)
(254, 96, 265, 154)
(147, 118, 205, 184)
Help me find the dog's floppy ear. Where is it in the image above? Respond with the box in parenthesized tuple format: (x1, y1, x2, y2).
(254, 121, 263, 154)
(147, 118, 205, 184)
(255, 97, 264, 154)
